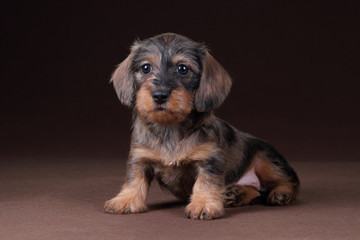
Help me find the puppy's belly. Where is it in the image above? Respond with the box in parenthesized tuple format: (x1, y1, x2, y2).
(236, 167, 261, 191)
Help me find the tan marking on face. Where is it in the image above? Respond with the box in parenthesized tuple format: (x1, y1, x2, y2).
(135, 81, 156, 117)
(135, 86, 194, 125)
(164, 88, 194, 123)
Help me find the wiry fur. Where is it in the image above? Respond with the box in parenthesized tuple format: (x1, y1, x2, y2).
(104, 33, 300, 220)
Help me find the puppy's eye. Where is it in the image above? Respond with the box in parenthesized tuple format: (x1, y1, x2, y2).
(141, 64, 152, 74)
(177, 64, 189, 75)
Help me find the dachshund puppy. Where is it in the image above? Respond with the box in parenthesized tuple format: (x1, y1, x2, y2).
(104, 33, 299, 220)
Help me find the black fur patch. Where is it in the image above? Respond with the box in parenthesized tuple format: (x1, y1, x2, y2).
(219, 120, 237, 147)
(247, 138, 300, 186)
(204, 157, 225, 175)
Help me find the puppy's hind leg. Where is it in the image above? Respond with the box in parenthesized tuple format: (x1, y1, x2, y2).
(253, 149, 300, 206)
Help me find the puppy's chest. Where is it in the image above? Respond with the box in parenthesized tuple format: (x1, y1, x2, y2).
(153, 163, 196, 184)
(156, 140, 189, 166)
(132, 140, 218, 166)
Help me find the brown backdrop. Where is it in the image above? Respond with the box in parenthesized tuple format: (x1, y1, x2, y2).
(2, 1, 359, 162)
(2, 2, 360, 239)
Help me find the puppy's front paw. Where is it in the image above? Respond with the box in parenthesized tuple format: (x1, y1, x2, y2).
(185, 200, 224, 220)
(104, 196, 147, 214)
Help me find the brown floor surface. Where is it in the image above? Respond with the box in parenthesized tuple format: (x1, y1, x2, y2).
(1, 157, 360, 240)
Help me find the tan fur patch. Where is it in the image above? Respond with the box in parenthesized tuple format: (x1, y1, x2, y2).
(253, 153, 298, 205)
(185, 169, 225, 220)
(238, 185, 261, 205)
(131, 142, 218, 166)
(253, 153, 288, 189)
(104, 173, 149, 214)
(135, 82, 155, 116)
(224, 185, 261, 207)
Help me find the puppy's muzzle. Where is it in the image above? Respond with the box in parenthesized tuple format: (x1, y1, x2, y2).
(152, 90, 170, 105)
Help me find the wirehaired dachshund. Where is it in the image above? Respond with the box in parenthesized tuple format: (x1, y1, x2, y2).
(104, 33, 299, 220)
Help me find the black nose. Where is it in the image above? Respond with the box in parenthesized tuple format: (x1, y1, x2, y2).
(152, 90, 170, 105)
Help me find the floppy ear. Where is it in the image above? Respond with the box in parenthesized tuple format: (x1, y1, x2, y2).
(195, 51, 232, 112)
(110, 52, 136, 107)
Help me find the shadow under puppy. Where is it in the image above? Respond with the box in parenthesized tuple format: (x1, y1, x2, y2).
(104, 33, 300, 220)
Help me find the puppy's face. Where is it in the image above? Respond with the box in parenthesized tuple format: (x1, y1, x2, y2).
(111, 33, 232, 125)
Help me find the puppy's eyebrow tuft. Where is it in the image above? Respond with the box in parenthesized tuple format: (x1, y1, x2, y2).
(131, 47, 162, 72)
(172, 54, 201, 72)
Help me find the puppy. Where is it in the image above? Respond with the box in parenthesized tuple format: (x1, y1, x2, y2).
(104, 33, 299, 220)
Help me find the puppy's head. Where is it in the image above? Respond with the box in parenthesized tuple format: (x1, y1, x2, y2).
(111, 33, 231, 125)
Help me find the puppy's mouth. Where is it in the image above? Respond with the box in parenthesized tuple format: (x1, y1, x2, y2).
(155, 106, 166, 111)
(154, 103, 169, 111)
